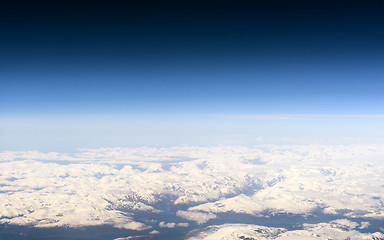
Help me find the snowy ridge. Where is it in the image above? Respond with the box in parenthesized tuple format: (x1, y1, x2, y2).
(0, 145, 383, 234)
(186, 220, 384, 240)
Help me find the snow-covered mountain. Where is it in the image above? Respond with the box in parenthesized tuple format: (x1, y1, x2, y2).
(1, 145, 383, 239)
(186, 220, 384, 240)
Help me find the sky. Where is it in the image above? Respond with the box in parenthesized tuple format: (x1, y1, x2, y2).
(1, 0, 384, 151)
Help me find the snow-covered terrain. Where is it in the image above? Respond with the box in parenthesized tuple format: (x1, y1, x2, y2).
(186, 220, 384, 239)
(0, 145, 384, 238)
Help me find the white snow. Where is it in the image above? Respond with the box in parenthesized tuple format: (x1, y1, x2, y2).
(0, 144, 383, 232)
(186, 220, 384, 240)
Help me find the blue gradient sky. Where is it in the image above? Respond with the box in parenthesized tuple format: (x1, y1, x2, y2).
(1, 0, 384, 151)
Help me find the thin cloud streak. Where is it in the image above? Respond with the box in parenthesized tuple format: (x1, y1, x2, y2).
(215, 114, 384, 121)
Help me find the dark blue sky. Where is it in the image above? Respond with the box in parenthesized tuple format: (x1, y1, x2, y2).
(1, 0, 384, 114)
(1, 0, 384, 150)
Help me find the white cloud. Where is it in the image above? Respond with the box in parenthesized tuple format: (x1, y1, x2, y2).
(149, 230, 160, 234)
(177, 222, 190, 227)
(159, 221, 176, 228)
(159, 221, 189, 228)
(360, 221, 371, 229)
(215, 114, 384, 121)
(176, 210, 216, 225)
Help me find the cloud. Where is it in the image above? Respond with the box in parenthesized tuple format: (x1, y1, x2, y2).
(215, 114, 384, 121)
(114, 221, 151, 231)
(176, 211, 216, 225)
(0, 150, 76, 162)
(159, 221, 189, 228)
(359, 221, 371, 229)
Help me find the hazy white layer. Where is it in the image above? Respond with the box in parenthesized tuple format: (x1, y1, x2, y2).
(186, 219, 384, 240)
(159, 221, 189, 228)
(176, 210, 217, 224)
(0, 145, 384, 230)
